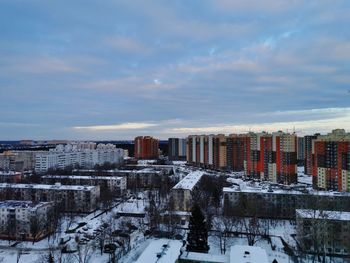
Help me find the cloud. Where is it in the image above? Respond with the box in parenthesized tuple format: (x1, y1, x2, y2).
(73, 122, 158, 131)
(165, 108, 350, 136)
(104, 36, 152, 55)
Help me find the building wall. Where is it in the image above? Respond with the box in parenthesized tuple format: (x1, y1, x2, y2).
(223, 189, 350, 219)
(0, 184, 100, 213)
(296, 210, 350, 256)
(312, 129, 350, 191)
(0, 201, 54, 241)
(134, 136, 159, 159)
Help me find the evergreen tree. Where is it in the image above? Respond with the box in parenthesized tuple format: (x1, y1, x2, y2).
(186, 204, 210, 253)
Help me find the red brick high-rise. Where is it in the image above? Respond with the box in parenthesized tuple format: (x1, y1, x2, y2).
(134, 136, 159, 159)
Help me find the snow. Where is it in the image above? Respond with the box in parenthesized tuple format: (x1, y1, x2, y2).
(172, 171, 204, 190)
(297, 166, 312, 185)
(180, 251, 229, 262)
(0, 183, 96, 191)
(134, 239, 182, 263)
(230, 245, 268, 263)
(0, 200, 51, 209)
(42, 175, 124, 180)
(296, 209, 350, 221)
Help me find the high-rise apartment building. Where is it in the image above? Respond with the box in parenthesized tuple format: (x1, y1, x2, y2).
(244, 132, 272, 180)
(226, 134, 246, 172)
(134, 136, 159, 159)
(168, 138, 187, 161)
(244, 131, 297, 184)
(187, 132, 297, 184)
(304, 134, 319, 178)
(186, 135, 227, 170)
(312, 129, 350, 191)
(297, 137, 305, 165)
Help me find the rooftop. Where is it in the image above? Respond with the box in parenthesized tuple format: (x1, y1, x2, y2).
(230, 245, 269, 263)
(296, 209, 350, 221)
(223, 180, 350, 197)
(42, 175, 124, 180)
(0, 183, 97, 191)
(172, 171, 204, 190)
(0, 200, 52, 209)
(180, 251, 229, 262)
(135, 239, 182, 263)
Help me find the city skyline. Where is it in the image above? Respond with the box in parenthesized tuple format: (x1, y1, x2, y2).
(1, 0, 350, 140)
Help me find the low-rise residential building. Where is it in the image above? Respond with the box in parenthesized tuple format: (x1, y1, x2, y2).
(296, 209, 350, 256)
(179, 245, 268, 263)
(223, 183, 350, 219)
(41, 175, 126, 196)
(0, 183, 100, 213)
(171, 171, 204, 211)
(0, 201, 54, 241)
(0, 171, 22, 183)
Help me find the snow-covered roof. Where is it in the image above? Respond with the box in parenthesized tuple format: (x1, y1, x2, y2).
(172, 171, 204, 190)
(180, 251, 229, 262)
(223, 184, 350, 197)
(0, 200, 52, 209)
(0, 171, 22, 176)
(296, 209, 350, 221)
(42, 175, 124, 180)
(135, 239, 182, 263)
(230, 245, 268, 263)
(0, 183, 97, 191)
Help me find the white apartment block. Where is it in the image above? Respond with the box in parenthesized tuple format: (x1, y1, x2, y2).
(41, 175, 127, 196)
(171, 171, 204, 211)
(35, 142, 124, 172)
(0, 200, 53, 241)
(0, 183, 100, 213)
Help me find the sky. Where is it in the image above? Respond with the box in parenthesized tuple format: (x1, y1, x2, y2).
(1, 0, 350, 140)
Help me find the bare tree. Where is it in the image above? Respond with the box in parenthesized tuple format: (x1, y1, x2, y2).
(242, 216, 262, 246)
(30, 213, 45, 244)
(213, 216, 241, 254)
(75, 243, 94, 263)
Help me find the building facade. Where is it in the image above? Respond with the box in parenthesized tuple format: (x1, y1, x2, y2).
(168, 138, 187, 161)
(244, 131, 297, 184)
(34, 143, 124, 173)
(41, 175, 127, 196)
(0, 183, 100, 213)
(223, 185, 350, 219)
(296, 209, 350, 256)
(297, 137, 305, 165)
(312, 129, 350, 191)
(171, 171, 204, 211)
(134, 136, 159, 159)
(0, 201, 54, 241)
(226, 134, 246, 172)
(304, 134, 319, 178)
